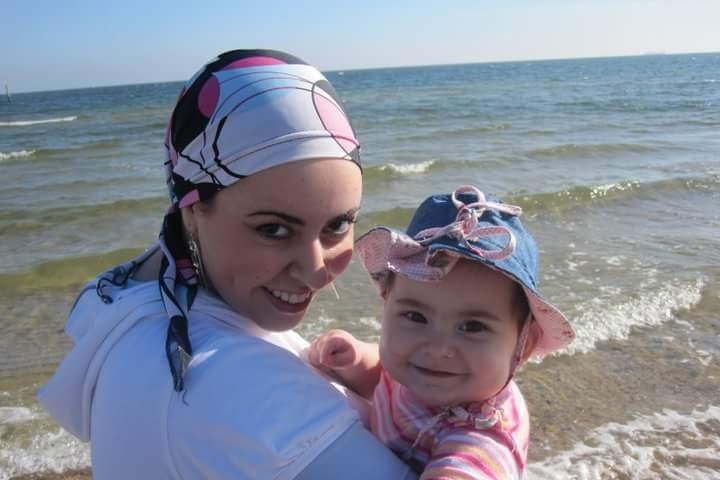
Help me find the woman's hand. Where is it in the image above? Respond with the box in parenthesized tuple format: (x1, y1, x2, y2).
(308, 329, 360, 371)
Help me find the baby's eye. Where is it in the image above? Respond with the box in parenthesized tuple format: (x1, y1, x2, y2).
(459, 320, 489, 333)
(256, 223, 291, 239)
(324, 215, 357, 235)
(403, 311, 427, 324)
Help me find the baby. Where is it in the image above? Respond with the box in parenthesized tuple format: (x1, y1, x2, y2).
(309, 185, 575, 479)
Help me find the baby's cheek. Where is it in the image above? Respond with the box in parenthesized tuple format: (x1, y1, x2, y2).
(378, 334, 403, 371)
(377, 337, 392, 367)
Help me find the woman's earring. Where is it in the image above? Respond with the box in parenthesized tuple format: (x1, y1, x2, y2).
(187, 234, 208, 287)
(329, 282, 341, 300)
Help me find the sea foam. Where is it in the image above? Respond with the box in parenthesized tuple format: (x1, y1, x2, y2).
(0, 406, 34, 424)
(0, 116, 77, 127)
(0, 426, 90, 480)
(378, 160, 436, 175)
(0, 149, 36, 162)
(527, 405, 720, 480)
(561, 278, 704, 356)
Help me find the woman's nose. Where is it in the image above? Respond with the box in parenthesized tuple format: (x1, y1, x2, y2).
(291, 238, 331, 289)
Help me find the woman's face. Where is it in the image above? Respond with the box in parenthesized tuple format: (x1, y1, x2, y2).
(182, 158, 362, 331)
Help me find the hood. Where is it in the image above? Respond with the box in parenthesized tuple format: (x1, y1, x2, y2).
(37, 281, 162, 441)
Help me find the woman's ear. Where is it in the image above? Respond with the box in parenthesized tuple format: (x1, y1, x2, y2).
(519, 320, 542, 365)
(180, 205, 198, 237)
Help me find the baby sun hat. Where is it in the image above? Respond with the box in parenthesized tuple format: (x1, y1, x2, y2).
(355, 185, 574, 361)
(95, 49, 361, 391)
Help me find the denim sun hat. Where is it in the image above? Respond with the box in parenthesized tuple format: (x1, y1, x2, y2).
(355, 185, 575, 357)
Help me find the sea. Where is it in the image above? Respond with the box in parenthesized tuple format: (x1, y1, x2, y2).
(1, 53, 718, 479)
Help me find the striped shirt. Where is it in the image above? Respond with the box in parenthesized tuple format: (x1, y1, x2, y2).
(371, 369, 530, 479)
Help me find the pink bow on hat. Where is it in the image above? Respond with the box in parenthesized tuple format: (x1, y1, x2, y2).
(413, 185, 523, 261)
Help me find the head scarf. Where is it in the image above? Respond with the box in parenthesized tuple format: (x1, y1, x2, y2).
(97, 49, 361, 391)
(165, 49, 360, 208)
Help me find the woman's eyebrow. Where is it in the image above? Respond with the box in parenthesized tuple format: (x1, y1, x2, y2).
(248, 207, 360, 226)
(248, 211, 304, 225)
(334, 208, 361, 220)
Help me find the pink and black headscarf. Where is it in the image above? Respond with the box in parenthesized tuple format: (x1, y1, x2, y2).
(96, 49, 361, 391)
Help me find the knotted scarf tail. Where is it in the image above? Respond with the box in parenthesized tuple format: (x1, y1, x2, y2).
(158, 210, 197, 392)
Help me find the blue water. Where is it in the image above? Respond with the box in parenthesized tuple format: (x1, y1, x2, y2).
(1, 53, 719, 479)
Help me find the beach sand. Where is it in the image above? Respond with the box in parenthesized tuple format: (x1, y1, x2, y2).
(12, 470, 90, 480)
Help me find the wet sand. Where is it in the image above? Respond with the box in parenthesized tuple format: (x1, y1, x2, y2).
(12, 470, 90, 480)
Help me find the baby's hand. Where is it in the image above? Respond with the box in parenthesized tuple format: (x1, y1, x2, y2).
(308, 329, 359, 371)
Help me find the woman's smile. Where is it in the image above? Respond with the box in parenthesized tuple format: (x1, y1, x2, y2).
(267, 287, 313, 305)
(264, 287, 314, 313)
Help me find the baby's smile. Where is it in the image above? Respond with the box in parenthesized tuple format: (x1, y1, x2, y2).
(411, 363, 464, 378)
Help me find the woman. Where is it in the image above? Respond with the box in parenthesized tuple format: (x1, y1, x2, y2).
(38, 49, 416, 479)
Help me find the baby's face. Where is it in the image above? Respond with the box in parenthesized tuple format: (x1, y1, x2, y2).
(379, 259, 521, 407)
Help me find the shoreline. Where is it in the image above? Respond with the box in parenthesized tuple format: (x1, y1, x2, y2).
(11, 470, 90, 480)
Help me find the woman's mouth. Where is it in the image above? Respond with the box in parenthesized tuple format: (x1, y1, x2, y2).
(268, 288, 312, 304)
(264, 287, 313, 313)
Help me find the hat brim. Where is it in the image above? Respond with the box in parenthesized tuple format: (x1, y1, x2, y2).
(355, 226, 575, 357)
(522, 288, 575, 357)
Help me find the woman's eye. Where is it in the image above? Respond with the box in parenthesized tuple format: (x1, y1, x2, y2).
(403, 311, 427, 324)
(459, 321, 489, 333)
(324, 216, 356, 235)
(256, 224, 291, 239)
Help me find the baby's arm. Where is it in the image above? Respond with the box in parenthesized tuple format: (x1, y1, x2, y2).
(421, 429, 522, 480)
(307, 329, 381, 399)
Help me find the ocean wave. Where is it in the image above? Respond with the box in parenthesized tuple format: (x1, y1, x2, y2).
(349, 174, 717, 229)
(50, 138, 124, 157)
(364, 160, 438, 180)
(509, 175, 720, 214)
(0, 196, 167, 236)
(656, 117, 720, 128)
(0, 247, 144, 292)
(299, 314, 382, 343)
(0, 422, 90, 480)
(0, 139, 123, 163)
(525, 141, 660, 160)
(0, 116, 77, 127)
(0, 149, 36, 163)
(351, 174, 718, 222)
(675, 78, 718, 87)
(402, 123, 512, 141)
(527, 404, 720, 479)
(356, 206, 417, 232)
(0, 406, 34, 425)
(561, 278, 705, 356)
(0, 137, 124, 162)
(510, 181, 642, 213)
(75, 137, 124, 151)
(555, 96, 711, 114)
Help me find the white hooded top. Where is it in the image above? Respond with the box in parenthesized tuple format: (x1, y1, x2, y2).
(38, 280, 372, 479)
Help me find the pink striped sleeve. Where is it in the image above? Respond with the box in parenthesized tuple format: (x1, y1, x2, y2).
(421, 429, 522, 479)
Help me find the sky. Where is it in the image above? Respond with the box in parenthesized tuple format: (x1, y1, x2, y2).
(2, 0, 719, 93)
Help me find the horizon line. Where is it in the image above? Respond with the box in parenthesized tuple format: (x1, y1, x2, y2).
(7, 49, 719, 95)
